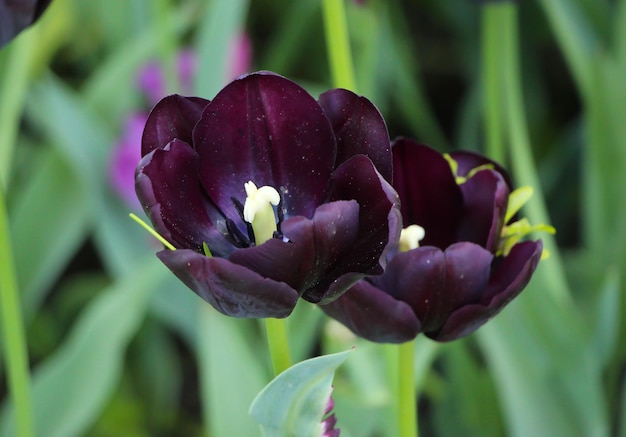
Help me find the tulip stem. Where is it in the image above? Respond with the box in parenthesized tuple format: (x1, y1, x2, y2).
(322, 0, 358, 92)
(398, 339, 418, 437)
(481, 3, 506, 164)
(0, 187, 34, 437)
(264, 317, 292, 376)
(496, 2, 572, 306)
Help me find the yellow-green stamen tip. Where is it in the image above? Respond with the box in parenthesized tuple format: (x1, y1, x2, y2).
(202, 242, 213, 257)
(444, 153, 494, 185)
(497, 185, 556, 259)
(129, 213, 176, 251)
(243, 181, 280, 245)
(399, 224, 425, 252)
(505, 186, 534, 223)
(498, 218, 556, 257)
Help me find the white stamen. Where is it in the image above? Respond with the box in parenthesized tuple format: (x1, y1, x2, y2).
(243, 181, 280, 223)
(243, 181, 281, 245)
(399, 224, 425, 252)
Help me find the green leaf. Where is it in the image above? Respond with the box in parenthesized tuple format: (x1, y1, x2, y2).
(249, 350, 352, 437)
(26, 74, 148, 277)
(193, 0, 250, 97)
(591, 267, 621, 367)
(0, 257, 164, 437)
(537, 0, 599, 97)
(9, 147, 89, 322)
(198, 309, 267, 437)
(478, 281, 609, 437)
(287, 302, 324, 364)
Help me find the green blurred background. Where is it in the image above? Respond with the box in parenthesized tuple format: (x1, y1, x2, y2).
(0, 0, 624, 436)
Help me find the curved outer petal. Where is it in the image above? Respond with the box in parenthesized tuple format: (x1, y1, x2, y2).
(141, 94, 209, 155)
(375, 247, 445, 332)
(320, 280, 420, 344)
(392, 138, 463, 249)
(450, 150, 514, 191)
(194, 72, 336, 224)
(135, 139, 232, 256)
(457, 169, 509, 252)
(318, 88, 392, 181)
(320, 154, 402, 303)
(157, 249, 299, 318)
(377, 242, 493, 334)
(433, 240, 542, 341)
(228, 200, 360, 297)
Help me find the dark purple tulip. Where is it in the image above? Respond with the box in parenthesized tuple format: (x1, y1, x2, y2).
(1, 0, 51, 48)
(321, 138, 543, 343)
(135, 71, 400, 318)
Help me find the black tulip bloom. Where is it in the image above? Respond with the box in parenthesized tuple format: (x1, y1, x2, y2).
(0, 0, 51, 48)
(321, 138, 550, 343)
(135, 71, 401, 318)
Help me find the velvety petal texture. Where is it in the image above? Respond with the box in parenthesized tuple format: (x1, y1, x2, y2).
(157, 249, 298, 318)
(142, 95, 209, 155)
(392, 138, 462, 249)
(321, 140, 542, 342)
(135, 71, 398, 318)
(318, 88, 392, 181)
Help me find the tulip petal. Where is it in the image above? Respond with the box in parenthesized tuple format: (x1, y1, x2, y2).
(433, 240, 542, 341)
(158, 249, 299, 318)
(441, 242, 493, 311)
(457, 170, 509, 252)
(142, 94, 209, 155)
(376, 247, 446, 333)
(320, 280, 420, 343)
(318, 89, 392, 181)
(228, 200, 360, 300)
(136, 139, 232, 256)
(392, 139, 462, 249)
(320, 154, 402, 303)
(194, 72, 336, 224)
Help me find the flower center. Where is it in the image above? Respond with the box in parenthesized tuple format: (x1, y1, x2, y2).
(444, 155, 556, 259)
(399, 224, 425, 252)
(243, 181, 281, 245)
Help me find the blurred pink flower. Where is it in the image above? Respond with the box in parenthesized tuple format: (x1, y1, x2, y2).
(228, 32, 253, 79)
(109, 113, 146, 209)
(137, 49, 197, 106)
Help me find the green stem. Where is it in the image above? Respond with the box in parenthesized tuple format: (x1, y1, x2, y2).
(321, 0, 357, 91)
(398, 340, 418, 437)
(0, 188, 34, 437)
(0, 29, 37, 190)
(481, 3, 505, 163)
(264, 317, 292, 376)
(154, 0, 178, 93)
(498, 2, 572, 306)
